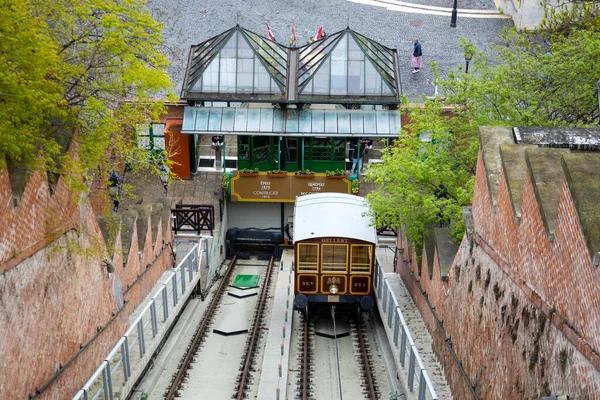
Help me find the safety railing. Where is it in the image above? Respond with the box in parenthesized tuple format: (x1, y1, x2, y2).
(374, 260, 438, 400)
(73, 242, 203, 400)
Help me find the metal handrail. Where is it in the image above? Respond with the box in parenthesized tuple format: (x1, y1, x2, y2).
(73, 242, 204, 400)
(375, 259, 438, 400)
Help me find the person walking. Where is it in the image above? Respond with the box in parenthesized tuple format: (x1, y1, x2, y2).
(411, 39, 422, 74)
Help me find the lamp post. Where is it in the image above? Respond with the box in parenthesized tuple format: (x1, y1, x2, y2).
(465, 52, 473, 74)
(450, 0, 458, 27)
(107, 171, 123, 214)
(159, 164, 170, 197)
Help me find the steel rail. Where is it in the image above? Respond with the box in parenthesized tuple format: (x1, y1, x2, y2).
(356, 320, 378, 399)
(300, 312, 310, 400)
(165, 256, 239, 399)
(236, 257, 275, 400)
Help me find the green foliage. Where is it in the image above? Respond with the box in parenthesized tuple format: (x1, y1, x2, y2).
(351, 179, 359, 194)
(365, 101, 478, 246)
(326, 169, 347, 176)
(267, 169, 287, 174)
(222, 173, 229, 187)
(366, 1, 600, 247)
(295, 169, 314, 175)
(0, 0, 174, 191)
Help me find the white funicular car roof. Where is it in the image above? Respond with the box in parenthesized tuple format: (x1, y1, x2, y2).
(294, 193, 377, 244)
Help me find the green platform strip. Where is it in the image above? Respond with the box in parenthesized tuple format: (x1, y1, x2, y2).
(231, 274, 260, 289)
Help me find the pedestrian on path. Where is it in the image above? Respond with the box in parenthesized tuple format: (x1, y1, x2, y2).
(411, 39, 422, 74)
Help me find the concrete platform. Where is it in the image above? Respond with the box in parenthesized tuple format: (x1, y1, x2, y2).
(256, 250, 294, 399)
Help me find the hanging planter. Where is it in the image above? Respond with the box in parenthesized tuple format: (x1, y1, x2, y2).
(326, 169, 347, 179)
(238, 168, 259, 177)
(295, 169, 314, 178)
(267, 169, 288, 178)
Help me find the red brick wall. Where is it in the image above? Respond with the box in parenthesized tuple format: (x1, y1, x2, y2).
(396, 147, 600, 398)
(0, 166, 174, 398)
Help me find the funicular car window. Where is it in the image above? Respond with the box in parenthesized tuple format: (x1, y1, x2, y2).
(298, 243, 319, 272)
(351, 245, 372, 273)
(321, 244, 348, 273)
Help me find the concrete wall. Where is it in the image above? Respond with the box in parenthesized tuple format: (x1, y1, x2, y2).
(396, 139, 600, 398)
(0, 164, 174, 399)
(494, 0, 559, 31)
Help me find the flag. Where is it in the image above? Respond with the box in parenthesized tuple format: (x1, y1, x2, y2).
(314, 26, 323, 41)
(265, 21, 275, 41)
(290, 19, 296, 46)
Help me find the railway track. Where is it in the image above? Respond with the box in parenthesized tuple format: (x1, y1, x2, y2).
(234, 256, 275, 399)
(164, 256, 274, 399)
(296, 310, 380, 399)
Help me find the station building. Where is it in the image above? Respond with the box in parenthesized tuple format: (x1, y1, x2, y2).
(159, 25, 403, 239)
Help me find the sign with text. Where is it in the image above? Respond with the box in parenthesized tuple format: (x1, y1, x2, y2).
(230, 172, 351, 202)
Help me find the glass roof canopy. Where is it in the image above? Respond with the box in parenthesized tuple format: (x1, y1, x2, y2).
(181, 106, 401, 137)
(181, 25, 401, 105)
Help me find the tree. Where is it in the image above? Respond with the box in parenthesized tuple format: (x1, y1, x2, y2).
(366, 99, 478, 247)
(0, 0, 174, 189)
(365, 0, 600, 246)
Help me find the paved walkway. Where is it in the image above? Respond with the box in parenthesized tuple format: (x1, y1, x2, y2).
(377, 241, 453, 399)
(147, 0, 513, 100)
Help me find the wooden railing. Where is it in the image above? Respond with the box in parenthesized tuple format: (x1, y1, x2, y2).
(171, 204, 214, 236)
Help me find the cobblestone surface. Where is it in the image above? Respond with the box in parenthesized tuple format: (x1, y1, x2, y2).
(148, 0, 512, 101)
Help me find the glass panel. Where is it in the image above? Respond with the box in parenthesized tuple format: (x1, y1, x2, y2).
(219, 58, 236, 92)
(363, 112, 377, 135)
(348, 34, 364, 61)
(299, 111, 312, 133)
(234, 108, 248, 132)
(153, 137, 165, 150)
(348, 60, 363, 95)
(311, 110, 325, 133)
(322, 244, 347, 273)
(247, 108, 261, 132)
(338, 112, 350, 134)
(254, 56, 273, 93)
(237, 58, 254, 92)
(183, 107, 196, 131)
(365, 60, 381, 95)
(298, 243, 319, 272)
(382, 81, 394, 96)
(350, 113, 363, 134)
(221, 108, 235, 131)
(325, 110, 337, 133)
(259, 108, 274, 132)
(376, 112, 390, 134)
(330, 60, 347, 95)
(194, 108, 209, 131)
(237, 33, 254, 58)
(286, 109, 299, 133)
(309, 58, 330, 95)
(331, 34, 347, 61)
(199, 57, 219, 92)
(208, 108, 223, 131)
(389, 111, 401, 135)
(272, 108, 284, 132)
(138, 135, 150, 149)
(220, 31, 238, 58)
(351, 245, 372, 273)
